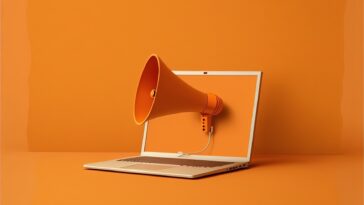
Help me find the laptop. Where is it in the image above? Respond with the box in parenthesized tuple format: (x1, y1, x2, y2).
(84, 71, 262, 178)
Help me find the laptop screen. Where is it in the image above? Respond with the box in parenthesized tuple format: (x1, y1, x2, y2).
(144, 72, 260, 158)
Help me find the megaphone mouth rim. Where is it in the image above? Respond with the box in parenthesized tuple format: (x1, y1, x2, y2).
(134, 54, 161, 125)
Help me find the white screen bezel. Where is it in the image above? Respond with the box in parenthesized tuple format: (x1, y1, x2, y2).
(140, 71, 262, 162)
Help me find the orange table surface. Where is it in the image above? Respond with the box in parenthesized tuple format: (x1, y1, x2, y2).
(1, 152, 363, 205)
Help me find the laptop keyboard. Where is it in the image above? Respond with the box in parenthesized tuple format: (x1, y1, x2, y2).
(117, 156, 233, 168)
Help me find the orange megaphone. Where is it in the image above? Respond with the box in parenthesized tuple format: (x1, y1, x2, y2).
(134, 54, 223, 134)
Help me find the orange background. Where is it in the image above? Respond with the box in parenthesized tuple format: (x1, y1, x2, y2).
(2, 0, 362, 154)
(1, 0, 363, 205)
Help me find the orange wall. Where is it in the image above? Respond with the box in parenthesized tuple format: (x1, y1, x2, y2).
(1, 0, 363, 153)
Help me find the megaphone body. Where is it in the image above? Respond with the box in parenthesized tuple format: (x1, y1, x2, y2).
(134, 55, 223, 133)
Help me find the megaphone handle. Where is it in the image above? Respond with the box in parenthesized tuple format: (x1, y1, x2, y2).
(201, 114, 212, 134)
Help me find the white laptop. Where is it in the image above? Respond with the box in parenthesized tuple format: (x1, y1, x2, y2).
(84, 71, 262, 178)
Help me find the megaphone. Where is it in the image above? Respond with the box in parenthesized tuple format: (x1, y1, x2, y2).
(134, 54, 223, 134)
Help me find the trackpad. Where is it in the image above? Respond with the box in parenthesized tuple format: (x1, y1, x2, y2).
(122, 164, 176, 171)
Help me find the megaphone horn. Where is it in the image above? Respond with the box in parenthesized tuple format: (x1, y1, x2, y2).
(134, 54, 223, 134)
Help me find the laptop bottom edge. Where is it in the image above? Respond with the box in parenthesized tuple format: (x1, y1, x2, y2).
(83, 156, 249, 179)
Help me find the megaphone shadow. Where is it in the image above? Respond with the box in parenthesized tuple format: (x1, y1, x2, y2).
(212, 104, 231, 133)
